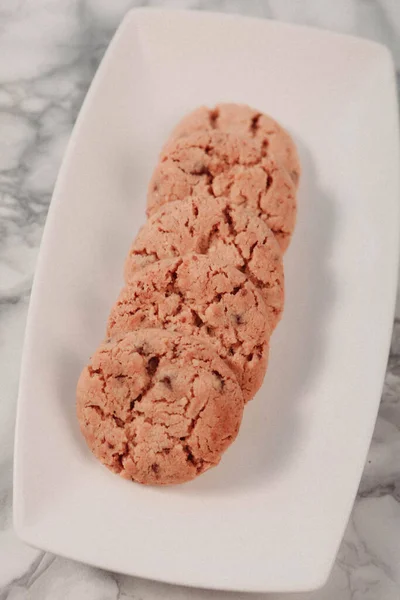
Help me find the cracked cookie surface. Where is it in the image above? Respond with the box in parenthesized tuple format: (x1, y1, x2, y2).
(149, 130, 296, 251)
(109, 254, 270, 402)
(77, 329, 244, 485)
(166, 103, 301, 187)
(126, 196, 284, 330)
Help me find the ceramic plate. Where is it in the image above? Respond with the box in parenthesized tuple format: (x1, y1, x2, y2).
(13, 8, 399, 593)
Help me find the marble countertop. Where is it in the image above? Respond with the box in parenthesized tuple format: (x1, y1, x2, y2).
(0, 1, 399, 598)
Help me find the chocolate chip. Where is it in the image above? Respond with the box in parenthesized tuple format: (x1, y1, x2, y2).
(146, 356, 159, 376)
(183, 445, 195, 464)
(250, 113, 261, 135)
(212, 370, 225, 390)
(192, 311, 204, 328)
(261, 139, 269, 156)
(192, 161, 210, 176)
(209, 109, 218, 128)
(160, 376, 172, 389)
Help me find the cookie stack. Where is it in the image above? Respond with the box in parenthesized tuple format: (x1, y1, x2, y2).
(77, 104, 300, 485)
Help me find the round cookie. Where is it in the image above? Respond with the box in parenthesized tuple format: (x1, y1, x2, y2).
(77, 329, 244, 485)
(126, 196, 284, 330)
(148, 129, 296, 251)
(108, 254, 270, 402)
(166, 103, 301, 187)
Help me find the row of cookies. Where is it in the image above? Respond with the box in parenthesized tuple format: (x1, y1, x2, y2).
(76, 104, 299, 485)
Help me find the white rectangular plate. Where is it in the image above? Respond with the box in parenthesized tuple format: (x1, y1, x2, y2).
(14, 8, 399, 593)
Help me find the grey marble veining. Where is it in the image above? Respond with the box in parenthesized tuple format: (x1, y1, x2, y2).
(0, 1, 399, 598)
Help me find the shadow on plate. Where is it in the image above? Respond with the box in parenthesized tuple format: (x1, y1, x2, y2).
(179, 140, 337, 495)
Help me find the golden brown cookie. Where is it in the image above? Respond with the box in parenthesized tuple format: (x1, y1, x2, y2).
(108, 254, 269, 401)
(126, 196, 284, 330)
(77, 329, 244, 485)
(148, 130, 296, 251)
(166, 103, 301, 186)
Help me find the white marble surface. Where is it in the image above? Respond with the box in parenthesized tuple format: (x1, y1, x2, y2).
(0, 1, 399, 598)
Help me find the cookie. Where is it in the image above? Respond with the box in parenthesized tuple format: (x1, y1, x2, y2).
(108, 254, 269, 401)
(125, 196, 284, 330)
(148, 129, 296, 251)
(166, 103, 301, 186)
(77, 329, 244, 485)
